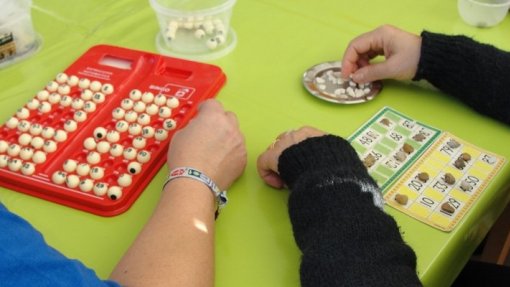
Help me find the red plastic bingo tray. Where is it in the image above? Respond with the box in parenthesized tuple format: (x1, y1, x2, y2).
(0, 45, 226, 216)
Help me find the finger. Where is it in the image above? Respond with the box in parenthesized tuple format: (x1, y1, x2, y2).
(341, 30, 384, 78)
(225, 111, 240, 127)
(351, 61, 391, 84)
(198, 99, 224, 114)
(261, 171, 285, 189)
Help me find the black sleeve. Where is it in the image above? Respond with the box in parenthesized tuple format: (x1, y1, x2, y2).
(278, 135, 422, 287)
(413, 31, 510, 125)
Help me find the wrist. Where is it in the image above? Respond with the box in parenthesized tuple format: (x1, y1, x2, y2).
(163, 167, 228, 218)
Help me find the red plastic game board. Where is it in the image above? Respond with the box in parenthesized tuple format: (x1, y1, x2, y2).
(0, 45, 226, 216)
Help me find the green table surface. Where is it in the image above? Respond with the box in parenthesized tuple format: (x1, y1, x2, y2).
(1, 1, 510, 286)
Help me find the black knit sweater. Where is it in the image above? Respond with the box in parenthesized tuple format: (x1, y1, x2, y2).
(277, 32, 510, 286)
(414, 31, 510, 125)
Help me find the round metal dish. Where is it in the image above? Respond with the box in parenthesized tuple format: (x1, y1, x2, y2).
(302, 61, 383, 104)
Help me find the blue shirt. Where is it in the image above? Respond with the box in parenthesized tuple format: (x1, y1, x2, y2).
(0, 203, 121, 287)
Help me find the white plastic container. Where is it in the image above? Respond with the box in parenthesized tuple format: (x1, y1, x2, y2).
(149, 0, 237, 61)
(458, 0, 510, 28)
(0, 0, 41, 68)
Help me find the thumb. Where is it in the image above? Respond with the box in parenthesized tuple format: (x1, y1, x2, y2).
(351, 61, 391, 83)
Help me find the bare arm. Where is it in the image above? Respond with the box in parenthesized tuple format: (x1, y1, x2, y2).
(110, 100, 247, 287)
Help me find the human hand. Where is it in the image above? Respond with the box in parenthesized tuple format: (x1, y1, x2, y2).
(256, 126, 326, 189)
(341, 25, 422, 83)
(167, 99, 247, 191)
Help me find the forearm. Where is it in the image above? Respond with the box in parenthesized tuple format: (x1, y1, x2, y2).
(288, 174, 421, 287)
(110, 179, 216, 287)
(414, 31, 510, 125)
(278, 135, 421, 287)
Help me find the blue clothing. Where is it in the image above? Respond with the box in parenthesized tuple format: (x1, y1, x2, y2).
(0, 203, 121, 287)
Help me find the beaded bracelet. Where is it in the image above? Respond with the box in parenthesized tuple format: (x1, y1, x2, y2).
(163, 167, 228, 217)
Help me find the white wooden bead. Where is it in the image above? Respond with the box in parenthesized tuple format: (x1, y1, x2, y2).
(112, 107, 125, 119)
(60, 95, 73, 107)
(129, 89, 142, 101)
(96, 141, 111, 153)
(206, 38, 218, 50)
(166, 97, 179, 108)
(41, 127, 55, 139)
(137, 113, 151, 126)
(7, 144, 21, 157)
(18, 133, 32, 146)
(83, 137, 97, 150)
(48, 93, 61, 104)
(127, 161, 142, 175)
(215, 35, 225, 45)
(0, 140, 8, 153)
(30, 137, 44, 149)
(67, 75, 79, 86)
(154, 94, 167, 106)
(110, 144, 124, 157)
(107, 186, 122, 200)
(74, 111, 87, 122)
(158, 107, 171, 118)
(56, 73, 68, 84)
(29, 124, 43, 136)
(87, 151, 101, 165)
(93, 127, 107, 140)
(19, 147, 34, 160)
(89, 80, 102, 92)
(26, 99, 40, 110)
(89, 166, 105, 180)
(43, 140, 57, 153)
(6, 117, 19, 129)
(133, 101, 146, 113)
(21, 162, 35, 175)
(137, 150, 151, 163)
(145, 104, 159, 116)
(46, 81, 59, 92)
(76, 163, 91, 176)
(57, 84, 70, 95)
(106, 130, 120, 143)
(17, 120, 31, 132)
(123, 147, 137, 160)
(64, 120, 78, 132)
(78, 78, 90, 89)
(83, 101, 97, 113)
(92, 92, 105, 104)
(63, 159, 78, 173)
(66, 174, 80, 188)
(16, 107, 30, 119)
(38, 102, 52, 114)
(121, 99, 134, 110)
(37, 90, 50, 101)
(117, 173, 132, 187)
(32, 150, 47, 164)
(52, 171, 67, 184)
(132, 137, 146, 149)
(141, 92, 154, 104)
(80, 89, 93, 101)
(163, 119, 177, 130)
(115, 120, 129, 133)
(101, 83, 114, 95)
(79, 179, 94, 192)
(124, 111, 138, 123)
(93, 182, 108, 196)
(71, 98, 84, 110)
(142, 126, 155, 138)
(8, 158, 22, 172)
(128, 123, 142, 135)
(195, 29, 206, 39)
(155, 129, 168, 141)
(0, 155, 9, 168)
